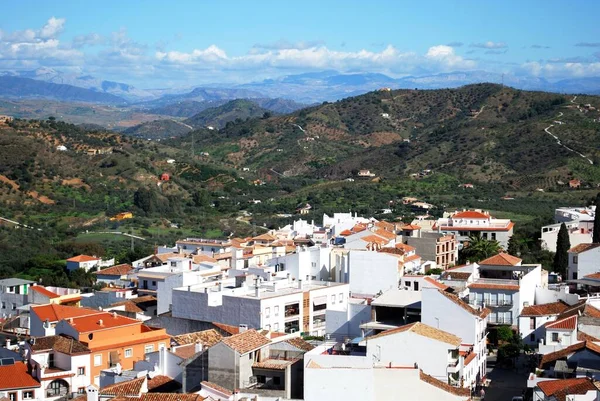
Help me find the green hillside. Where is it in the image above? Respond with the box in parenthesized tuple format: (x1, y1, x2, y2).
(184, 99, 272, 129)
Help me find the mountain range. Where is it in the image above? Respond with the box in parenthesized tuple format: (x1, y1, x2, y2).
(3, 68, 600, 106)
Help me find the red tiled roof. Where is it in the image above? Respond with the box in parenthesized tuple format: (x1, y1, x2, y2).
(539, 341, 600, 368)
(520, 301, 570, 317)
(285, 337, 315, 352)
(369, 322, 462, 346)
(0, 362, 40, 390)
(220, 329, 270, 355)
(67, 312, 140, 332)
(100, 376, 145, 396)
(212, 322, 239, 335)
(94, 263, 132, 276)
(478, 252, 522, 266)
(373, 227, 396, 241)
(569, 243, 600, 254)
(400, 224, 421, 230)
(67, 255, 98, 262)
(361, 234, 389, 245)
(468, 282, 519, 291)
(438, 222, 515, 232)
(403, 254, 422, 263)
(201, 381, 233, 397)
(395, 243, 416, 252)
(31, 304, 101, 322)
(584, 272, 600, 280)
(545, 315, 577, 330)
(137, 394, 205, 401)
(438, 289, 491, 319)
(147, 375, 181, 393)
(452, 211, 490, 219)
(172, 344, 197, 359)
(423, 276, 449, 290)
(30, 286, 60, 299)
(171, 329, 222, 347)
(577, 331, 600, 342)
(30, 334, 90, 355)
(464, 352, 477, 366)
(537, 378, 596, 401)
(419, 370, 471, 397)
(339, 229, 352, 237)
(584, 304, 600, 318)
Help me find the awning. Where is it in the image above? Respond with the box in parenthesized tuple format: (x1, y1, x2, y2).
(109, 351, 120, 363)
(313, 296, 327, 306)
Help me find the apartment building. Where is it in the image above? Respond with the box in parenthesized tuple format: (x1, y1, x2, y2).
(174, 238, 231, 256)
(0, 278, 34, 317)
(30, 304, 102, 337)
(53, 312, 170, 386)
(171, 275, 349, 336)
(465, 253, 542, 326)
(434, 210, 514, 249)
(0, 361, 41, 401)
(421, 288, 489, 388)
(25, 335, 92, 399)
(403, 232, 458, 269)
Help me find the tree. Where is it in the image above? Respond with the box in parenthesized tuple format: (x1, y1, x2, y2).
(553, 223, 570, 278)
(593, 193, 600, 243)
(460, 234, 502, 263)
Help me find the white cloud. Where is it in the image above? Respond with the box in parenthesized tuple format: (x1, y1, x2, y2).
(72, 33, 105, 48)
(39, 17, 65, 39)
(470, 41, 508, 49)
(521, 61, 600, 78)
(252, 39, 326, 51)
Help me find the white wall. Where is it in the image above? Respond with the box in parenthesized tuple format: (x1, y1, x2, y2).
(348, 251, 399, 296)
(569, 248, 600, 280)
(326, 301, 371, 339)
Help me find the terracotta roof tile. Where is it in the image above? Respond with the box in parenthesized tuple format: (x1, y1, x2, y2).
(464, 352, 477, 366)
(478, 252, 522, 266)
(373, 227, 396, 241)
(419, 370, 471, 397)
(94, 263, 133, 276)
(147, 375, 181, 393)
(577, 331, 600, 342)
(569, 243, 600, 254)
(31, 304, 101, 322)
(584, 304, 600, 318)
(67, 312, 140, 332)
(520, 301, 570, 317)
(423, 276, 449, 290)
(212, 322, 240, 335)
(438, 289, 491, 319)
(361, 234, 389, 245)
(137, 394, 205, 401)
(539, 341, 600, 368)
(109, 301, 143, 313)
(395, 243, 416, 252)
(171, 329, 222, 348)
(30, 335, 90, 355)
(584, 272, 600, 280)
(400, 224, 421, 230)
(172, 344, 198, 359)
(339, 229, 353, 237)
(440, 271, 472, 281)
(252, 233, 276, 241)
(285, 337, 315, 352)
(545, 315, 577, 330)
(452, 211, 490, 219)
(0, 362, 40, 390)
(369, 322, 462, 347)
(191, 254, 218, 264)
(67, 255, 98, 262)
(30, 286, 60, 299)
(252, 358, 298, 370)
(468, 282, 519, 291)
(375, 221, 396, 231)
(220, 329, 270, 354)
(100, 376, 145, 396)
(201, 381, 233, 397)
(537, 378, 596, 401)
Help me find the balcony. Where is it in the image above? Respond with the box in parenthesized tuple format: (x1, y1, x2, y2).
(487, 316, 513, 325)
(284, 304, 300, 319)
(470, 299, 513, 307)
(447, 359, 460, 373)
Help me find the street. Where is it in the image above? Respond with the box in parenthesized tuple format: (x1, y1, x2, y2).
(483, 353, 529, 401)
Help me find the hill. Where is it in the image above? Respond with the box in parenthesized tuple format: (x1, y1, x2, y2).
(172, 84, 600, 189)
(147, 100, 228, 118)
(0, 76, 127, 104)
(184, 99, 272, 129)
(123, 119, 193, 139)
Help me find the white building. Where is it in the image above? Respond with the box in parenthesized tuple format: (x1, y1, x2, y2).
(568, 244, 600, 281)
(172, 275, 349, 336)
(303, 346, 471, 401)
(541, 221, 593, 253)
(434, 210, 514, 249)
(421, 287, 489, 387)
(518, 301, 570, 346)
(322, 213, 372, 237)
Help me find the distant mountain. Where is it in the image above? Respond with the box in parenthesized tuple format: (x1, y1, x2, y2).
(184, 99, 271, 129)
(148, 97, 307, 118)
(0, 76, 127, 104)
(143, 87, 266, 110)
(1, 68, 155, 102)
(123, 119, 193, 139)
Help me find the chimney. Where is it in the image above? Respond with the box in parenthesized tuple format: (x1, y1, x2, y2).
(5, 338, 10, 348)
(98, 319, 103, 327)
(195, 341, 202, 354)
(86, 385, 99, 401)
(297, 279, 303, 289)
(255, 285, 260, 297)
(287, 273, 291, 284)
(218, 282, 223, 291)
(238, 324, 248, 333)
(112, 312, 117, 318)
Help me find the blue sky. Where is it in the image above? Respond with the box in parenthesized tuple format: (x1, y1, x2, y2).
(1, 0, 599, 87)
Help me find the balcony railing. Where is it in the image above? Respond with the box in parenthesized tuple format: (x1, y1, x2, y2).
(470, 299, 513, 307)
(487, 316, 513, 325)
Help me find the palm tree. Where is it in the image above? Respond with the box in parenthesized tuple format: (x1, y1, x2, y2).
(462, 234, 502, 262)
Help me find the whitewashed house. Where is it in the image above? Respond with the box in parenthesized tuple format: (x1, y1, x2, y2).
(568, 244, 600, 281)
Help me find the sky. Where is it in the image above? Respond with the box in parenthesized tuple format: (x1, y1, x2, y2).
(1, 0, 600, 87)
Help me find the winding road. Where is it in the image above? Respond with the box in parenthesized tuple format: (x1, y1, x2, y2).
(543, 97, 593, 165)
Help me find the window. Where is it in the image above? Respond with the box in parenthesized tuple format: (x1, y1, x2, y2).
(78, 388, 86, 395)
(552, 332, 559, 342)
(11, 303, 16, 310)
(274, 322, 279, 331)
(339, 293, 344, 303)
(530, 317, 535, 330)
(274, 306, 279, 317)
(48, 353, 55, 368)
(144, 344, 154, 354)
(405, 281, 412, 288)
(491, 233, 496, 240)
(249, 352, 253, 360)
(414, 281, 419, 291)
(23, 391, 34, 400)
(1, 302, 4, 309)
(573, 256, 578, 264)
(8, 392, 17, 401)
(77, 367, 85, 376)
(265, 307, 270, 318)
(152, 281, 157, 286)
(573, 272, 578, 280)
(331, 294, 336, 304)
(256, 375, 266, 384)
(273, 376, 281, 385)
(125, 348, 133, 358)
(94, 354, 102, 366)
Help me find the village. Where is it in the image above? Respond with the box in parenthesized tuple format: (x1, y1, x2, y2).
(0, 204, 597, 401)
